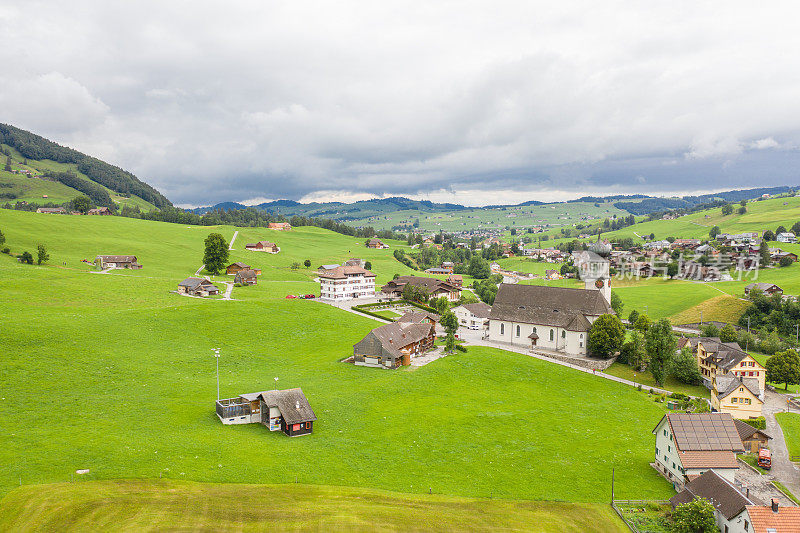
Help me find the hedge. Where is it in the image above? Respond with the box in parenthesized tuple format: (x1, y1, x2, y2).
(741, 417, 767, 430)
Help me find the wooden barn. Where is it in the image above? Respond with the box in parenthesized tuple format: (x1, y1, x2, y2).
(245, 241, 280, 253)
(234, 269, 258, 285)
(226, 262, 261, 275)
(216, 388, 316, 437)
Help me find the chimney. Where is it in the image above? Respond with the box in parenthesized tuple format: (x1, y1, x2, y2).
(771, 499, 779, 513)
(295, 400, 300, 410)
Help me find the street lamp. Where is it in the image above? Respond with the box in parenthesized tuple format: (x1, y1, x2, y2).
(212, 348, 220, 401)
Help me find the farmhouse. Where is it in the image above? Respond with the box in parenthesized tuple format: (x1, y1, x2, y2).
(734, 419, 771, 453)
(36, 207, 66, 214)
(744, 283, 784, 297)
(669, 470, 756, 533)
(652, 413, 744, 487)
(366, 238, 389, 249)
(268, 222, 292, 231)
(177, 277, 220, 297)
(776, 232, 797, 243)
(234, 269, 258, 285)
(88, 206, 112, 215)
(711, 374, 764, 420)
(216, 388, 316, 437)
(380, 276, 461, 301)
(226, 262, 261, 275)
(397, 310, 440, 329)
(453, 302, 491, 330)
(487, 284, 612, 355)
(94, 255, 142, 270)
(318, 264, 376, 301)
(352, 320, 435, 368)
(245, 241, 279, 253)
(446, 274, 463, 289)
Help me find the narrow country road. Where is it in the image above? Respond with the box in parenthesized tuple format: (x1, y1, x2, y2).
(194, 264, 204, 276)
(220, 281, 234, 300)
(762, 390, 800, 497)
(229, 230, 238, 250)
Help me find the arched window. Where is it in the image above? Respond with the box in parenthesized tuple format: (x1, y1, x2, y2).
(500, 323, 504, 335)
(516, 325, 520, 337)
(561, 330, 566, 339)
(549, 329, 554, 341)
(532, 327, 537, 334)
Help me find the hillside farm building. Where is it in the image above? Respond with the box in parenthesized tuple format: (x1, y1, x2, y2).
(216, 388, 316, 437)
(94, 255, 142, 270)
(226, 262, 261, 275)
(245, 241, 280, 253)
(36, 207, 67, 214)
(234, 269, 258, 285)
(380, 276, 461, 301)
(268, 222, 292, 231)
(177, 277, 219, 297)
(88, 207, 112, 215)
(353, 320, 435, 369)
(744, 283, 783, 297)
(366, 238, 389, 249)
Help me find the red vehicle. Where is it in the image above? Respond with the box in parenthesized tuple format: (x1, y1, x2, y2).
(758, 448, 771, 470)
(304, 294, 316, 299)
(285, 294, 297, 299)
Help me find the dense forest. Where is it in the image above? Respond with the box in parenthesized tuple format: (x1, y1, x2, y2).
(0, 123, 171, 209)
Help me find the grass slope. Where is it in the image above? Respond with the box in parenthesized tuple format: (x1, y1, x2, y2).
(0, 480, 627, 532)
(776, 413, 800, 458)
(0, 209, 674, 505)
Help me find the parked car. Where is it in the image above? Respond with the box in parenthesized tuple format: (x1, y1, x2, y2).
(285, 294, 297, 299)
(303, 294, 316, 299)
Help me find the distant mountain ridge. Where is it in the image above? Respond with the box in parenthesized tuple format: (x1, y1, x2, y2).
(193, 186, 796, 220)
(0, 123, 171, 209)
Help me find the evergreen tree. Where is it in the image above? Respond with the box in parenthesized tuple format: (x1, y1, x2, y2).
(759, 240, 771, 266)
(202, 233, 229, 275)
(440, 311, 459, 352)
(3, 156, 11, 172)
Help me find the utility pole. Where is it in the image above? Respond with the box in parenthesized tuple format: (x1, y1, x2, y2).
(212, 348, 220, 400)
(611, 467, 615, 504)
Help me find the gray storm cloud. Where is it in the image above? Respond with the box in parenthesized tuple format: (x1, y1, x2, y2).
(1, 1, 799, 206)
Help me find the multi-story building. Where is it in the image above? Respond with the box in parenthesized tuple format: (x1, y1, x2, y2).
(318, 264, 376, 301)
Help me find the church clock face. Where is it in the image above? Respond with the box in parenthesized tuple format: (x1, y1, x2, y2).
(595, 279, 605, 289)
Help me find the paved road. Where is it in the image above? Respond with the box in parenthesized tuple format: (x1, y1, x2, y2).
(736, 458, 795, 507)
(194, 264, 204, 276)
(228, 230, 238, 250)
(762, 390, 800, 497)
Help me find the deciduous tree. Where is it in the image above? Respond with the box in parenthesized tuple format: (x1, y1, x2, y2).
(671, 347, 702, 385)
(719, 324, 737, 342)
(671, 498, 717, 533)
(70, 195, 91, 214)
(765, 349, 800, 390)
(202, 233, 229, 275)
(36, 244, 49, 265)
(440, 311, 459, 352)
(587, 314, 625, 359)
(646, 318, 676, 385)
(610, 292, 624, 316)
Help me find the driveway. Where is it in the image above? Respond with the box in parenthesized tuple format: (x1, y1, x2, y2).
(736, 459, 796, 507)
(762, 390, 800, 497)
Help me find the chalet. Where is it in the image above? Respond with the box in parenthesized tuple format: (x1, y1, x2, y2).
(680, 337, 766, 393)
(366, 238, 389, 249)
(94, 255, 142, 270)
(234, 269, 258, 285)
(653, 413, 744, 487)
(268, 222, 292, 231)
(226, 262, 261, 275)
(487, 284, 613, 355)
(446, 274, 463, 289)
(776, 232, 797, 243)
(245, 241, 280, 253)
(746, 502, 800, 532)
(36, 207, 66, 214)
(381, 276, 461, 301)
(734, 419, 771, 453)
(397, 310, 440, 329)
(453, 302, 491, 330)
(352, 321, 435, 368)
(745, 283, 783, 297)
(177, 277, 219, 296)
(771, 249, 798, 263)
(712, 374, 764, 420)
(735, 256, 760, 271)
(425, 267, 453, 275)
(87, 206, 112, 215)
(669, 470, 756, 533)
(343, 258, 365, 267)
(216, 388, 316, 437)
(671, 239, 702, 250)
(318, 264, 376, 301)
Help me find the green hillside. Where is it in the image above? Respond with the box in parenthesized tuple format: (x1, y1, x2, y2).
(0, 123, 168, 210)
(0, 209, 674, 509)
(0, 480, 626, 532)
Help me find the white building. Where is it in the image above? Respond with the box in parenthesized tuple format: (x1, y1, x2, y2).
(669, 470, 755, 533)
(652, 413, 743, 489)
(318, 264, 376, 301)
(487, 284, 613, 355)
(453, 302, 491, 330)
(572, 249, 611, 304)
(777, 232, 797, 243)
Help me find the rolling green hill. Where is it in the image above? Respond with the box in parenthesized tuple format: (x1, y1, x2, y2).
(0, 123, 169, 210)
(0, 209, 675, 512)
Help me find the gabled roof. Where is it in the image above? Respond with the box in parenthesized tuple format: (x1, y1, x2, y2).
(488, 284, 612, 329)
(397, 310, 440, 324)
(715, 375, 762, 401)
(96, 255, 138, 262)
(461, 302, 492, 318)
(235, 269, 258, 279)
(733, 419, 771, 442)
(678, 450, 740, 469)
(669, 470, 755, 520)
(178, 277, 216, 290)
(366, 321, 434, 358)
(746, 504, 800, 532)
(227, 262, 250, 268)
(241, 388, 316, 424)
(654, 413, 744, 452)
(318, 265, 376, 279)
(381, 276, 459, 294)
(745, 282, 782, 292)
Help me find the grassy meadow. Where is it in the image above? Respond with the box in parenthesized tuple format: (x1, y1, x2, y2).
(0, 480, 627, 532)
(0, 208, 677, 509)
(776, 413, 800, 458)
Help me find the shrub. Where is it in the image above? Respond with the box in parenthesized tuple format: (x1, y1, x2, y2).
(19, 251, 34, 264)
(454, 344, 467, 353)
(741, 417, 767, 430)
(1, 247, 9, 254)
(780, 256, 794, 267)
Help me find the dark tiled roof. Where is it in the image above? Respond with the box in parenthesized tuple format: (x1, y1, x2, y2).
(318, 265, 376, 279)
(397, 310, 440, 324)
(227, 262, 251, 268)
(178, 277, 216, 290)
(381, 276, 459, 295)
(669, 470, 755, 520)
(659, 413, 744, 452)
(488, 284, 612, 330)
(745, 282, 782, 292)
(715, 375, 762, 400)
(235, 269, 257, 280)
(733, 419, 771, 441)
(96, 255, 138, 262)
(367, 321, 434, 358)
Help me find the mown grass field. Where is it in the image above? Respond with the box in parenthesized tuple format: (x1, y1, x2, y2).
(0, 480, 627, 532)
(603, 364, 709, 398)
(776, 413, 800, 458)
(0, 208, 676, 510)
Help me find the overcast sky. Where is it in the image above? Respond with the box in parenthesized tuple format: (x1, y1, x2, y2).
(2, 1, 800, 207)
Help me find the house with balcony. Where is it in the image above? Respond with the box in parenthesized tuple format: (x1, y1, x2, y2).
(318, 263, 376, 301)
(216, 388, 316, 437)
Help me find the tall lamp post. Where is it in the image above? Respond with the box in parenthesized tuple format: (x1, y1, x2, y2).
(212, 348, 220, 400)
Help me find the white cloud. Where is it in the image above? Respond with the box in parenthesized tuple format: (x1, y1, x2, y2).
(1, 1, 800, 205)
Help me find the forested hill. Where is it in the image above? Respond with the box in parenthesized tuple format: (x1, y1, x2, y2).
(0, 123, 171, 209)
